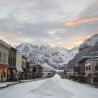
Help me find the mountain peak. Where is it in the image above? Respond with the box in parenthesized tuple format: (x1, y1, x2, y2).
(16, 43, 79, 69)
(80, 34, 98, 50)
(68, 33, 98, 68)
(92, 34, 98, 37)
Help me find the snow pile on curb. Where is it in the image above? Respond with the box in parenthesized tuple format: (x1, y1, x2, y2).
(0, 82, 19, 89)
(0, 80, 33, 89)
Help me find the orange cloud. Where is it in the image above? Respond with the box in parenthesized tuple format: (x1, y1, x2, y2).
(61, 33, 95, 49)
(64, 17, 98, 28)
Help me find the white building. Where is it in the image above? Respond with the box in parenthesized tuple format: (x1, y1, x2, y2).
(85, 56, 98, 83)
(16, 52, 23, 73)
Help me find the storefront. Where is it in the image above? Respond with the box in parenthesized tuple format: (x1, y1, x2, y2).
(0, 66, 8, 82)
(7, 67, 17, 81)
(94, 73, 98, 84)
(17, 71, 23, 80)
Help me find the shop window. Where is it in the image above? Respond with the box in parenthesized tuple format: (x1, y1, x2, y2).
(95, 65, 98, 71)
(3, 72, 6, 78)
(96, 61, 98, 65)
(94, 77, 98, 82)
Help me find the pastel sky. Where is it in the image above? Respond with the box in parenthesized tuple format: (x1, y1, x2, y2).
(0, 0, 98, 49)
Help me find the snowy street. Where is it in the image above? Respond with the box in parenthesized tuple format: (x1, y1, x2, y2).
(0, 75, 98, 98)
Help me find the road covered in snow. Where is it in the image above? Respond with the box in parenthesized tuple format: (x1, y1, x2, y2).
(0, 74, 98, 98)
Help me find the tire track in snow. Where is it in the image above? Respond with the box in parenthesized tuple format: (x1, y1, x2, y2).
(31, 74, 73, 98)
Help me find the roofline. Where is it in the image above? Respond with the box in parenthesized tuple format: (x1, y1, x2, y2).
(0, 39, 11, 49)
(11, 47, 17, 51)
(79, 56, 98, 62)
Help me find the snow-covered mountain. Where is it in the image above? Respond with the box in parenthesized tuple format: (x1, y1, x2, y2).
(16, 43, 79, 69)
(63, 46, 79, 64)
(68, 34, 98, 68)
(80, 34, 98, 50)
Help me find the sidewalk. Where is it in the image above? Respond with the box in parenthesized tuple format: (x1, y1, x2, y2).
(0, 80, 33, 89)
(0, 79, 44, 89)
(0, 82, 19, 89)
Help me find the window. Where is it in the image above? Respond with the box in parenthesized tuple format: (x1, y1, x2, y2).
(5, 54, 7, 63)
(89, 66, 91, 70)
(0, 52, 2, 62)
(22, 61, 25, 67)
(3, 53, 6, 63)
(86, 66, 88, 71)
(85, 66, 91, 71)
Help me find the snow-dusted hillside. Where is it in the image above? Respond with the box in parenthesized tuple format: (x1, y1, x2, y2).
(16, 43, 79, 69)
(65, 46, 79, 64)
